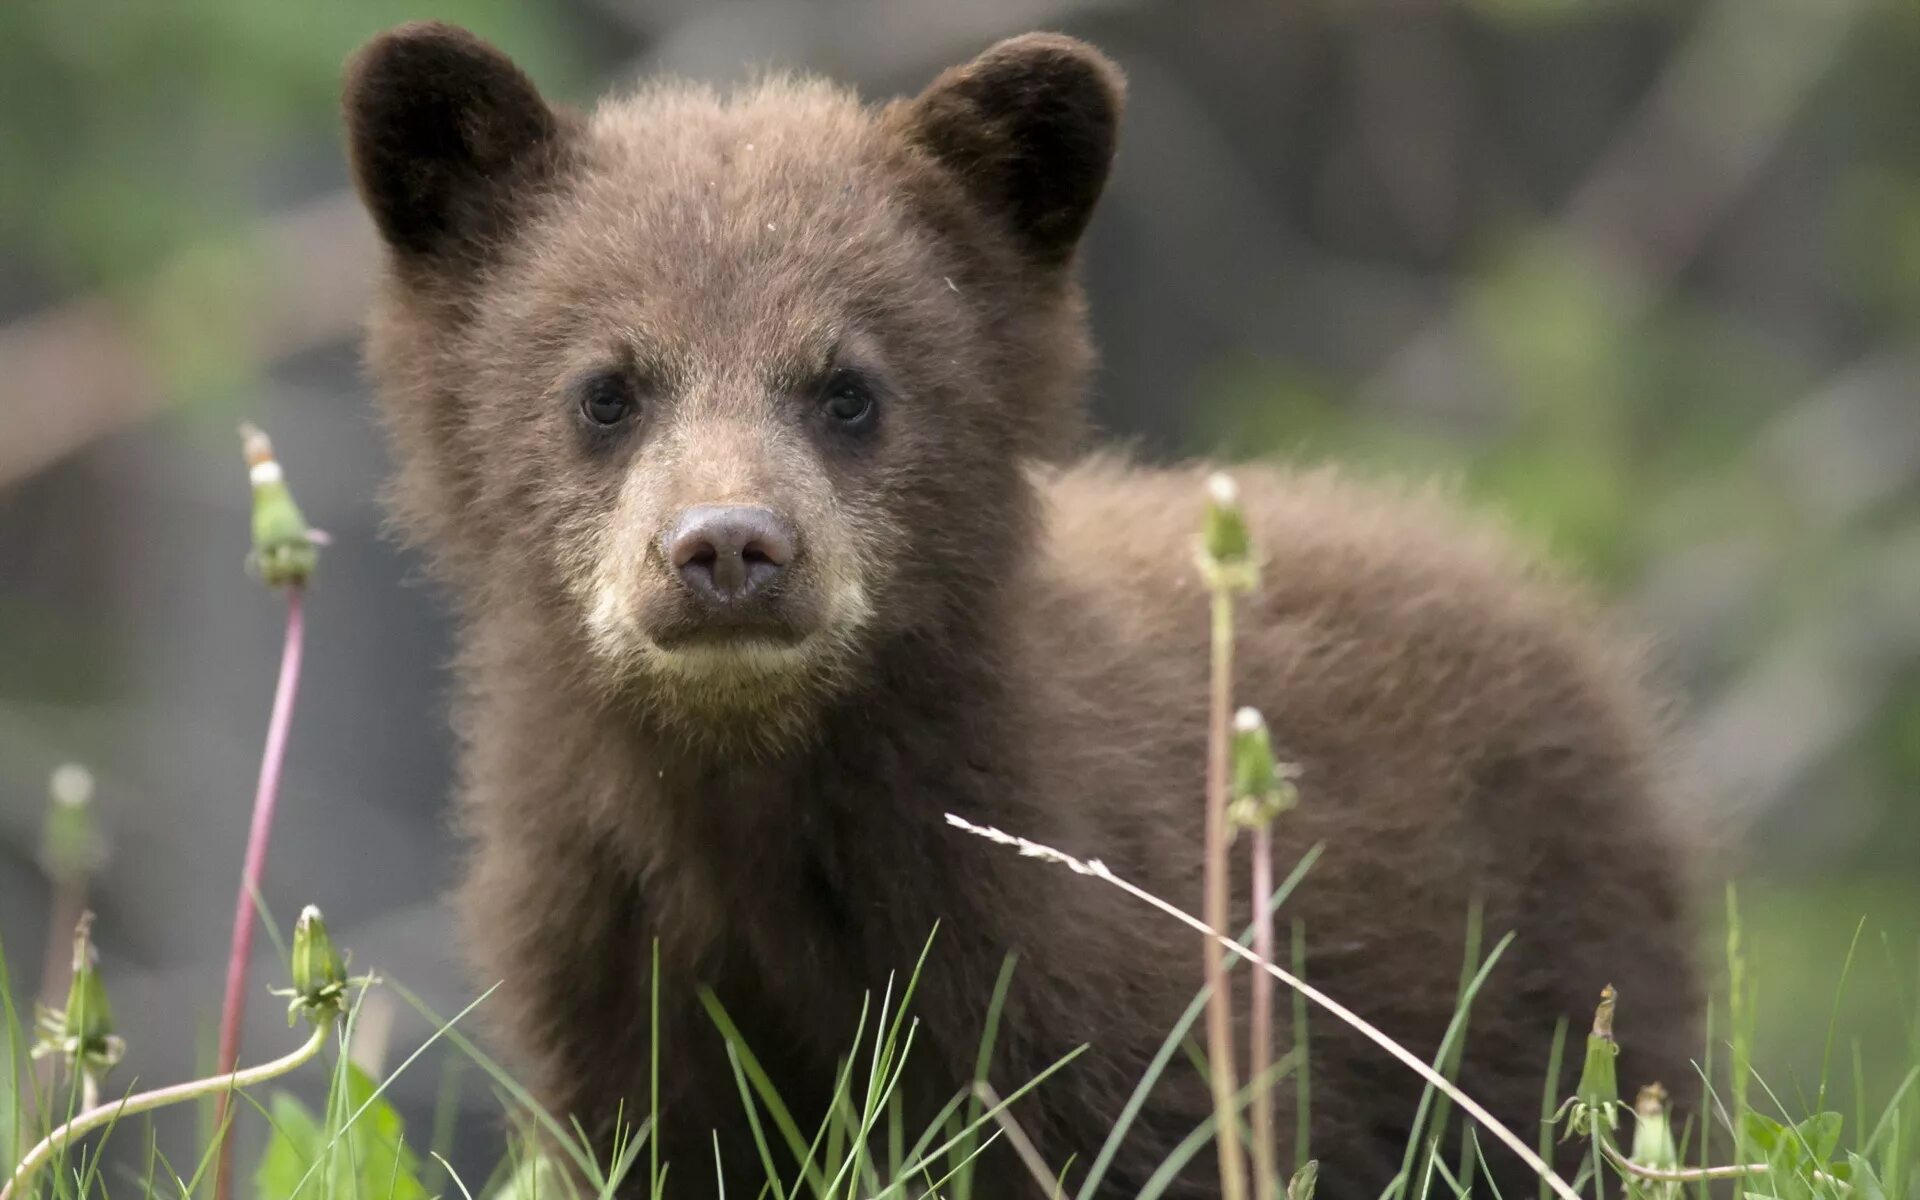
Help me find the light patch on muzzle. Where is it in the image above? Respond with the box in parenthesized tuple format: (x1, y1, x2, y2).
(583, 560, 874, 670)
(559, 414, 881, 705)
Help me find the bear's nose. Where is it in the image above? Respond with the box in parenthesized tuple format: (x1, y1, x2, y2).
(667, 504, 796, 603)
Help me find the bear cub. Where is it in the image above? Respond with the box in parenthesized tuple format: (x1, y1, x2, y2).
(343, 23, 1700, 1199)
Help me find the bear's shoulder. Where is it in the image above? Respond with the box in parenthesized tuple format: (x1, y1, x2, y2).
(1030, 454, 1649, 735)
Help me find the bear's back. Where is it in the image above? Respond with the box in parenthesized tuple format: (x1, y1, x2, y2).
(1034, 455, 1663, 806)
(1026, 456, 1701, 1196)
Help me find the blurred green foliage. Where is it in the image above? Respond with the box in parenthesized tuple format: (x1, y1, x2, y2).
(0, 2, 577, 295)
(255, 1063, 430, 1200)
(1192, 1, 1920, 1091)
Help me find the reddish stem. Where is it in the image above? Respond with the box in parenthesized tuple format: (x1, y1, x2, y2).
(212, 586, 305, 1200)
(1250, 824, 1277, 1200)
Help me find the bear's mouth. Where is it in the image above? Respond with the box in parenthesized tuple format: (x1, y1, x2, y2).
(651, 621, 811, 652)
(643, 622, 823, 685)
(643, 591, 820, 655)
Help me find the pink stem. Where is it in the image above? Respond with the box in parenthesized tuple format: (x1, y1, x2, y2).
(1250, 824, 1277, 1200)
(212, 586, 305, 1200)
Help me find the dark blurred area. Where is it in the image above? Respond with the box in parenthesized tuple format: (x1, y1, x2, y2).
(3, 0, 1917, 1180)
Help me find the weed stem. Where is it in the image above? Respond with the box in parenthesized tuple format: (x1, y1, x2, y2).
(1598, 1141, 1849, 1192)
(1250, 822, 1278, 1200)
(944, 812, 1584, 1200)
(1206, 586, 1249, 1200)
(212, 584, 306, 1200)
(2, 1022, 329, 1200)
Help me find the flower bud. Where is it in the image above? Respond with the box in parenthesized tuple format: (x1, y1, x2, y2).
(241, 423, 321, 587)
(39, 763, 104, 883)
(285, 905, 350, 1025)
(63, 914, 115, 1053)
(1228, 707, 1299, 832)
(1565, 984, 1621, 1140)
(34, 912, 126, 1077)
(1199, 471, 1260, 581)
(1630, 1083, 1678, 1172)
(1286, 1160, 1318, 1200)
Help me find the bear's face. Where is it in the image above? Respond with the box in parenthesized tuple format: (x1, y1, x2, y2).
(344, 24, 1122, 733)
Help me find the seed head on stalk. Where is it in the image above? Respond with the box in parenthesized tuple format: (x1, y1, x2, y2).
(1286, 1161, 1319, 1200)
(1230, 704, 1302, 1200)
(214, 422, 323, 1200)
(39, 764, 104, 884)
(32, 913, 125, 1083)
(1197, 471, 1259, 1200)
(240, 422, 327, 586)
(1629, 1084, 1679, 1179)
(1553, 984, 1622, 1142)
(33, 763, 105, 1074)
(271, 906, 359, 1027)
(1198, 472, 1259, 592)
(1228, 707, 1299, 836)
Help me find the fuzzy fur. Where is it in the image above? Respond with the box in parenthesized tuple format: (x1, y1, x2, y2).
(344, 24, 1700, 1199)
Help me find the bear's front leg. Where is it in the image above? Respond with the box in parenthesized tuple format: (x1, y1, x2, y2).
(458, 814, 771, 1195)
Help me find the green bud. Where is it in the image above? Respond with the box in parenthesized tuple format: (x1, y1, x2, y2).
(497, 1146, 580, 1200)
(64, 914, 114, 1052)
(1198, 473, 1258, 590)
(34, 912, 126, 1078)
(39, 763, 104, 882)
(290, 905, 346, 995)
(241, 423, 322, 587)
(1228, 708, 1299, 832)
(1563, 984, 1621, 1141)
(1629, 1083, 1678, 1171)
(285, 905, 349, 1025)
(1581, 984, 1619, 1095)
(1286, 1160, 1318, 1200)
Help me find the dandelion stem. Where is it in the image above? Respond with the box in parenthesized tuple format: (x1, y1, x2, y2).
(1598, 1141, 1850, 1192)
(1206, 586, 1249, 1200)
(943, 812, 1584, 1200)
(1250, 822, 1278, 1200)
(211, 584, 306, 1200)
(2, 1022, 329, 1200)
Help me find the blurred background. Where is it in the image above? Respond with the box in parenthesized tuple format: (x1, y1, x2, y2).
(2, 0, 1916, 1181)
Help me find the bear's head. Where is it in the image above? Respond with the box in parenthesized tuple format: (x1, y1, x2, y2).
(344, 23, 1123, 736)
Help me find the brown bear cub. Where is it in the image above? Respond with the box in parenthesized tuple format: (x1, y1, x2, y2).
(343, 22, 1700, 1199)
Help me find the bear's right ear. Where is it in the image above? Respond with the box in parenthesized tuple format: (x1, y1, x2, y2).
(343, 22, 566, 274)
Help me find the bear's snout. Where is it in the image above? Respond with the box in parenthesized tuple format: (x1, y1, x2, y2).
(666, 504, 796, 606)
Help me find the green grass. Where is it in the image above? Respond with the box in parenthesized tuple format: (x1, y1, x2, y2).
(3, 872, 1916, 1200)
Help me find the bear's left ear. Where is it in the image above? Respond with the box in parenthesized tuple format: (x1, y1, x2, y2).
(343, 22, 568, 276)
(899, 33, 1124, 268)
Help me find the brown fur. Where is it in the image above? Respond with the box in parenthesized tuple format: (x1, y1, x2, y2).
(343, 24, 1700, 1199)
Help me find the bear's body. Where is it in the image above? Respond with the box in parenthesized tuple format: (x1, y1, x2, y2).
(344, 25, 1699, 1199)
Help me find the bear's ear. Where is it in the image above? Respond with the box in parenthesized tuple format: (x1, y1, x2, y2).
(343, 22, 566, 273)
(900, 33, 1124, 268)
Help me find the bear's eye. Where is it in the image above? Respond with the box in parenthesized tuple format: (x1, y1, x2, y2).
(578, 373, 634, 427)
(821, 369, 876, 429)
